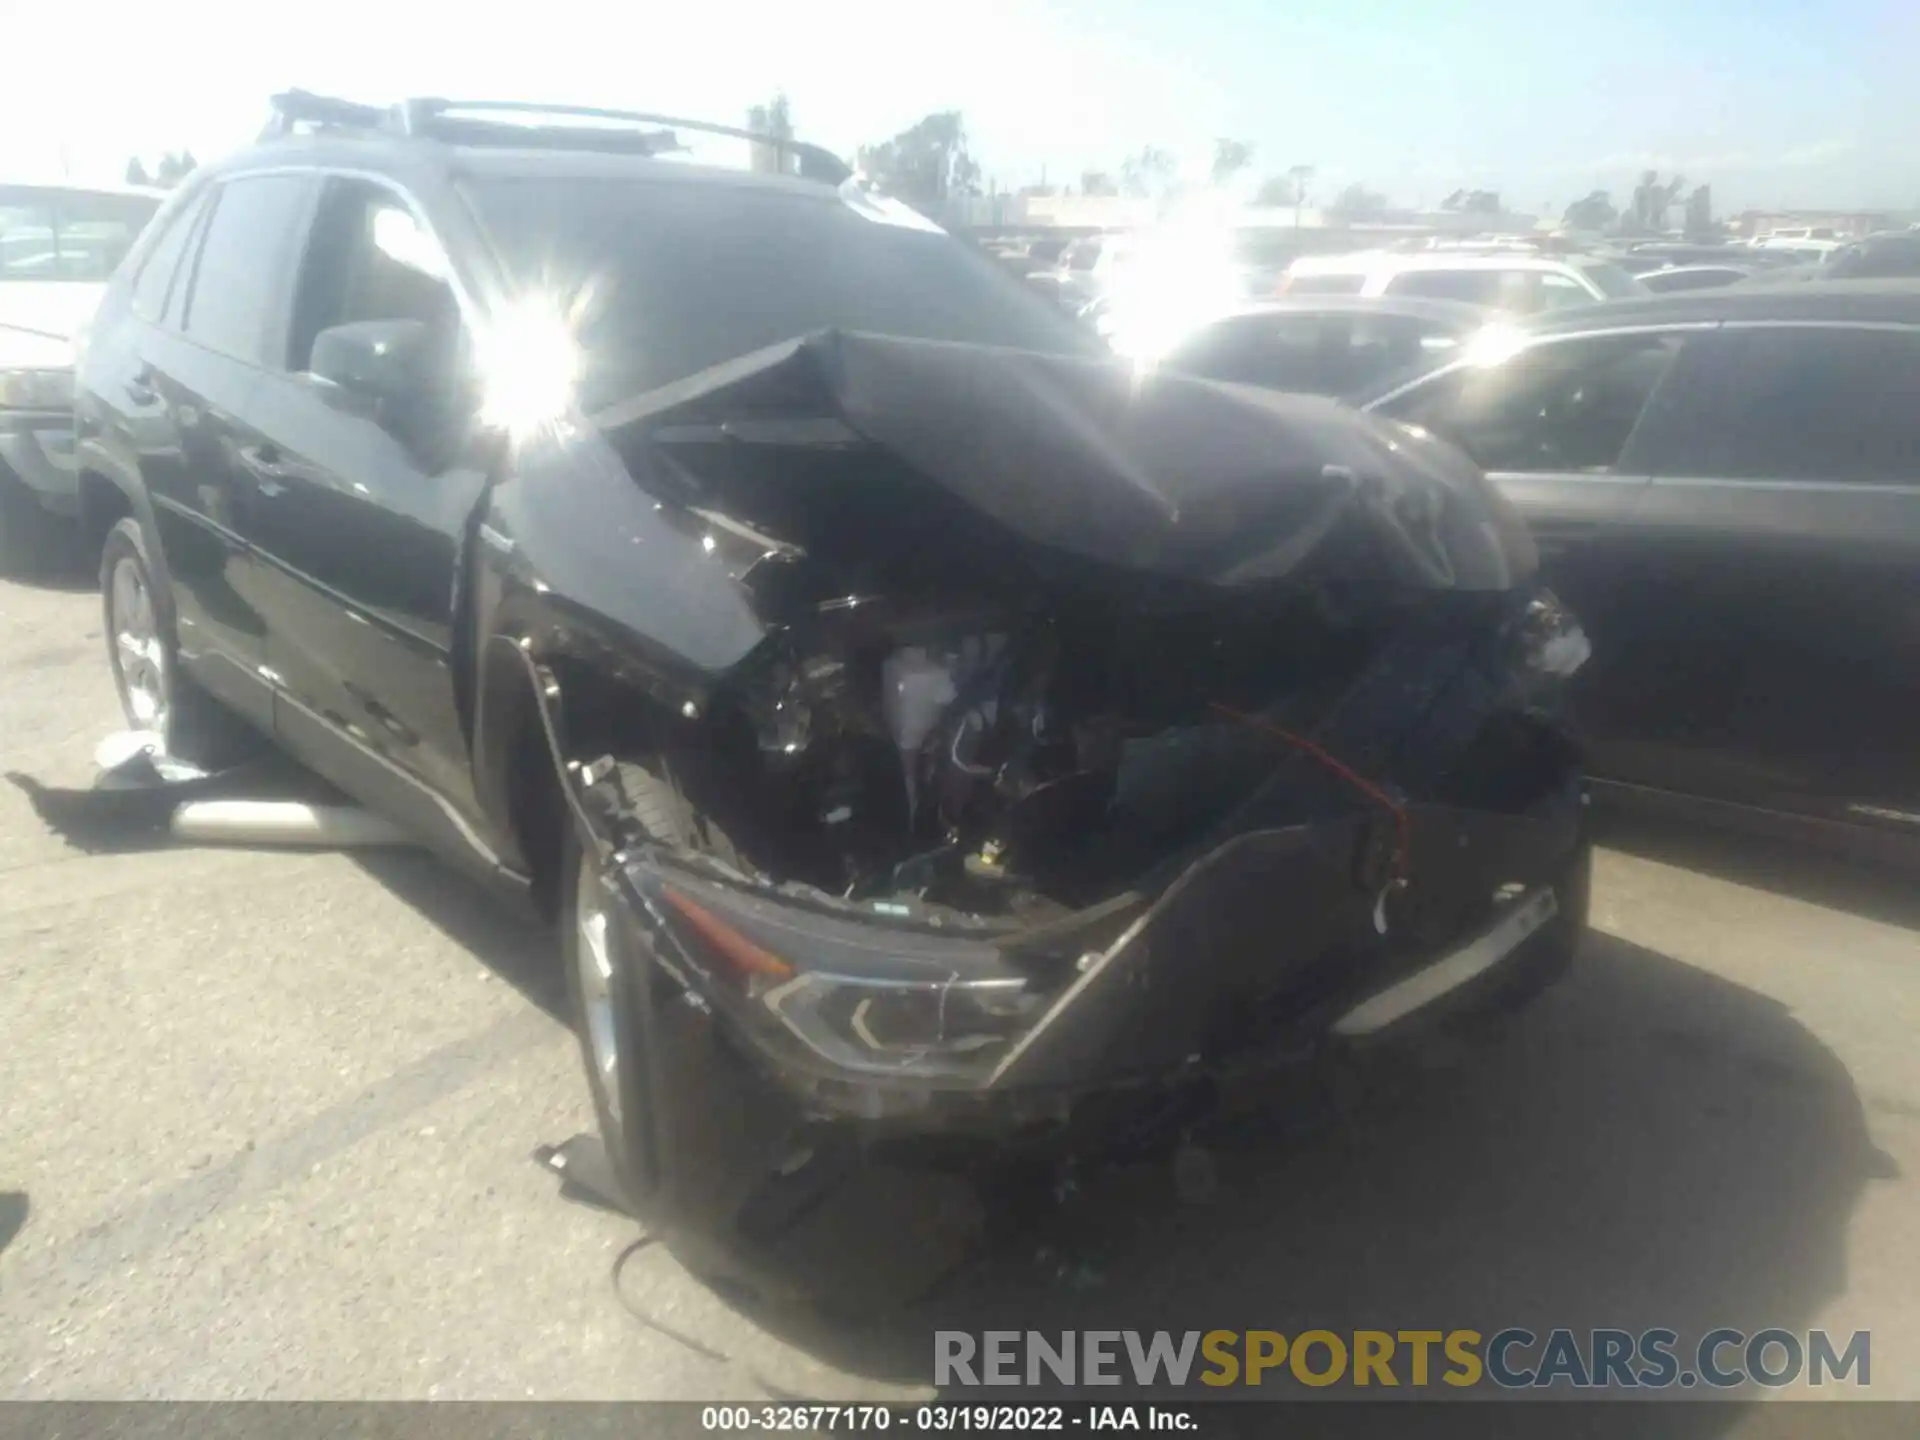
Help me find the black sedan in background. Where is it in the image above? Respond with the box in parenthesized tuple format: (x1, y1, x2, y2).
(1358, 280, 1920, 858)
(1141, 296, 1494, 396)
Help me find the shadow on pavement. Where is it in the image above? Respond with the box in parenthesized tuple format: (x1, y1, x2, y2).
(0, 1191, 26, 1258)
(352, 847, 566, 1020)
(1591, 803, 1920, 933)
(709, 930, 1879, 1422)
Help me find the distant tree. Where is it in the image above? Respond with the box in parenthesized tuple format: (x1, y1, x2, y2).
(1562, 189, 1618, 231)
(1119, 146, 1179, 199)
(124, 157, 151, 187)
(857, 112, 980, 218)
(1209, 138, 1254, 186)
(1683, 184, 1715, 240)
(152, 150, 198, 187)
(1253, 174, 1299, 206)
(1330, 183, 1390, 221)
(746, 92, 795, 174)
(1079, 169, 1118, 197)
(1626, 170, 1687, 233)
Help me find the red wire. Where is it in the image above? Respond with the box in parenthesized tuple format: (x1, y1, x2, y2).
(1209, 701, 1411, 879)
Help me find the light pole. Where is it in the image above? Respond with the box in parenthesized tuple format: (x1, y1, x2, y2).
(1288, 164, 1316, 229)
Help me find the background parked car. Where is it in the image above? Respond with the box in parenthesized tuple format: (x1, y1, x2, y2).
(1748, 231, 1920, 285)
(1279, 247, 1648, 312)
(1147, 295, 1493, 395)
(1635, 263, 1760, 292)
(0, 181, 162, 573)
(1358, 279, 1920, 858)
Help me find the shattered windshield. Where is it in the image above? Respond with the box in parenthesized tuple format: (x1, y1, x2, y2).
(462, 174, 1102, 410)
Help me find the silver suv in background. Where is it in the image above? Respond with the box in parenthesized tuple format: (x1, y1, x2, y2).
(0, 181, 163, 574)
(1279, 247, 1648, 313)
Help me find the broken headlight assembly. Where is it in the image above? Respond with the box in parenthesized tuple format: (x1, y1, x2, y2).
(760, 970, 1047, 1081)
(643, 872, 1051, 1086)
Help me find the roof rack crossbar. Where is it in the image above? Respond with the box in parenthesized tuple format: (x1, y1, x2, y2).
(402, 98, 853, 183)
(261, 91, 852, 184)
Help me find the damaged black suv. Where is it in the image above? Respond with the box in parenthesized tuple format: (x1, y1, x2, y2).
(75, 93, 1593, 1292)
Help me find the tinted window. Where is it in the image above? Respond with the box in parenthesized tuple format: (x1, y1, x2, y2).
(288, 180, 460, 371)
(1283, 273, 1368, 296)
(1387, 269, 1507, 306)
(1386, 332, 1684, 473)
(131, 192, 210, 324)
(1661, 327, 1920, 484)
(1830, 235, 1920, 278)
(1169, 314, 1325, 389)
(0, 185, 160, 283)
(1536, 272, 1595, 309)
(464, 176, 1099, 408)
(181, 175, 314, 366)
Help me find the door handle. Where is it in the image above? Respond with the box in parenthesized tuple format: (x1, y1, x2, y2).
(125, 367, 158, 406)
(239, 443, 291, 497)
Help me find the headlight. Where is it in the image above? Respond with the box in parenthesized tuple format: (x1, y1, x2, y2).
(645, 874, 1049, 1085)
(0, 368, 75, 411)
(761, 971, 1046, 1081)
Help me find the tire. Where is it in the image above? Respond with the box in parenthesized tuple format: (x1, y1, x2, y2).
(558, 760, 694, 1213)
(99, 516, 256, 768)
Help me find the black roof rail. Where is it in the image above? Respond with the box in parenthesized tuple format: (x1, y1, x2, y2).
(260, 91, 852, 185)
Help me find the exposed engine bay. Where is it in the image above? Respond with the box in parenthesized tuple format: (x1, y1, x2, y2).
(683, 585, 1431, 924)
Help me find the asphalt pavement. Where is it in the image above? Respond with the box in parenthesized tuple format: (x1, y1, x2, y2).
(2, 563, 1918, 1406)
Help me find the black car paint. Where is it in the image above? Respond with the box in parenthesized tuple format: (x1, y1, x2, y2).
(77, 135, 1589, 1280)
(1361, 281, 1920, 850)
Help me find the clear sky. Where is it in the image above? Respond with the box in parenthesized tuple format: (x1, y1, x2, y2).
(9, 0, 1915, 214)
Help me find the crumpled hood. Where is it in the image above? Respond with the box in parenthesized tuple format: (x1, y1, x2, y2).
(591, 328, 1537, 593)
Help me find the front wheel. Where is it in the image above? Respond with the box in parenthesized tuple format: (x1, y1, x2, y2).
(561, 822, 653, 1209)
(100, 516, 255, 768)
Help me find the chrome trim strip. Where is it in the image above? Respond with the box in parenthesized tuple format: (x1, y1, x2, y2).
(1647, 476, 1920, 495)
(1331, 887, 1558, 1037)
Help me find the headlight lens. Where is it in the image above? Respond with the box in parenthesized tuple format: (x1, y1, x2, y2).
(0, 368, 75, 411)
(643, 872, 1050, 1084)
(761, 971, 1046, 1081)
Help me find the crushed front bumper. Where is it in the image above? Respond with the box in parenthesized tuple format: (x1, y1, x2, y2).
(589, 772, 1588, 1252)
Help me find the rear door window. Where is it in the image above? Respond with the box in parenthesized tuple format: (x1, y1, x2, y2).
(179, 174, 318, 367)
(130, 191, 213, 325)
(1382, 331, 1686, 473)
(1643, 326, 1920, 484)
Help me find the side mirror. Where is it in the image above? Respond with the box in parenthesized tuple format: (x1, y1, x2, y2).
(307, 319, 471, 463)
(308, 319, 441, 412)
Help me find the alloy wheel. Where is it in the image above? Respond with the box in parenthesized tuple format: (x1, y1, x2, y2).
(108, 555, 170, 739)
(575, 854, 623, 1129)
